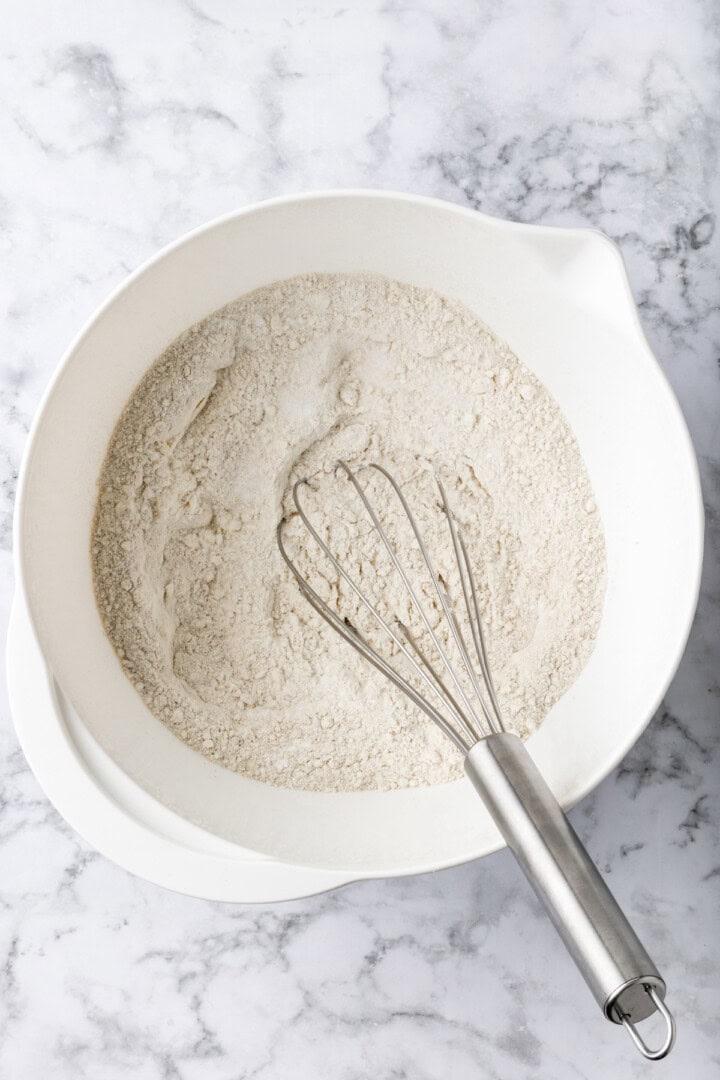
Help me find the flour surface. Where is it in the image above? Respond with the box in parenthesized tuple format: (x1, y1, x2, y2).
(92, 273, 606, 792)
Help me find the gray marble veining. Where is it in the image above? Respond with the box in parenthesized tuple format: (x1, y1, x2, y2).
(1, 1, 718, 1076)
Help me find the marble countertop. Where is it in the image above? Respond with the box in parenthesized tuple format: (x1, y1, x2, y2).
(1, 1, 718, 1076)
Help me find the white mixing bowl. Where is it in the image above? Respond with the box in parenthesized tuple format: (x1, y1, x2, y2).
(13, 191, 703, 898)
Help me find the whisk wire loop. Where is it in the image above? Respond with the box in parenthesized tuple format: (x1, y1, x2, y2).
(436, 478, 503, 732)
(277, 461, 506, 750)
(338, 462, 489, 743)
(457, 529, 502, 721)
(291, 476, 480, 745)
(360, 464, 502, 739)
(276, 518, 469, 752)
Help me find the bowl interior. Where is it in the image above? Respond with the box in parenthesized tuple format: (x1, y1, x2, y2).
(18, 193, 702, 872)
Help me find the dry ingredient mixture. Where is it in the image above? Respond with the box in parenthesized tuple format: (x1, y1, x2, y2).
(92, 273, 606, 792)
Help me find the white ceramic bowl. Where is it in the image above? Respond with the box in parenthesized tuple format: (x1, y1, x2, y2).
(13, 191, 703, 898)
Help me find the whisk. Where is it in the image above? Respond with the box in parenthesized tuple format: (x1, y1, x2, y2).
(277, 461, 675, 1061)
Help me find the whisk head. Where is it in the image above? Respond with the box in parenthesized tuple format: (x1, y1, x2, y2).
(276, 461, 505, 754)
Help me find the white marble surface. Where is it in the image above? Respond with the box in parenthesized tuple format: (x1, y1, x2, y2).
(1, 1, 719, 1076)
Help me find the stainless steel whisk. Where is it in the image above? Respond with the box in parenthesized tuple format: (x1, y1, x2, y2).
(277, 461, 675, 1061)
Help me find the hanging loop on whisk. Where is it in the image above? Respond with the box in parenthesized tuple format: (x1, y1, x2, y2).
(615, 985, 676, 1061)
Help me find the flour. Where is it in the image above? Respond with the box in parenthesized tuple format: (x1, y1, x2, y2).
(92, 273, 606, 792)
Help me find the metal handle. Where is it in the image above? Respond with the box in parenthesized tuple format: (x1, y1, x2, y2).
(465, 733, 675, 1060)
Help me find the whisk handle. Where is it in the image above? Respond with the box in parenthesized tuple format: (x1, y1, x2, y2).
(465, 733, 674, 1060)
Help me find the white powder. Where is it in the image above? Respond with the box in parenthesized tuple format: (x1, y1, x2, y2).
(92, 273, 606, 792)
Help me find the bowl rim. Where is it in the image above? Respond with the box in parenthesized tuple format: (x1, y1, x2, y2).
(11, 189, 705, 896)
